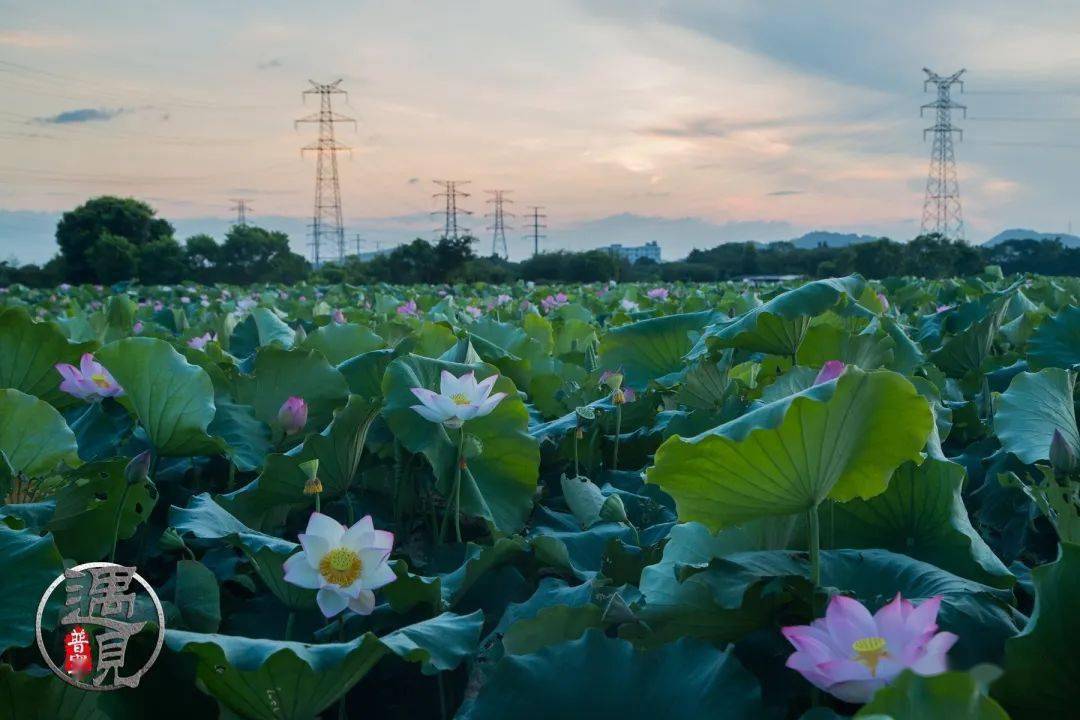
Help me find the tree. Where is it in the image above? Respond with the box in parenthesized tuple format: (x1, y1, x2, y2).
(86, 232, 138, 283)
(139, 238, 185, 284)
(216, 224, 309, 283)
(56, 196, 173, 283)
(184, 234, 220, 276)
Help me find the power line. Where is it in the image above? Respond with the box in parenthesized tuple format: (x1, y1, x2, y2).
(432, 180, 471, 240)
(920, 67, 966, 241)
(296, 79, 355, 265)
(524, 205, 546, 257)
(229, 198, 252, 226)
(485, 189, 513, 259)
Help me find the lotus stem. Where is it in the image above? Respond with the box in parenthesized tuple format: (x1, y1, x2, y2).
(109, 484, 131, 564)
(808, 503, 821, 615)
(284, 610, 295, 641)
(612, 404, 623, 470)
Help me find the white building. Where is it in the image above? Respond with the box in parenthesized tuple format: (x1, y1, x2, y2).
(603, 241, 661, 263)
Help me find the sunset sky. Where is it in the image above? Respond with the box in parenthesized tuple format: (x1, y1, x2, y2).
(3, 0, 1080, 259)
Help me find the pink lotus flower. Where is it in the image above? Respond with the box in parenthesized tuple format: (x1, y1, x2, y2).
(465, 305, 482, 318)
(283, 512, 396, 618)
(56, 353, 124, 402)
(132, 321, 144, 334)
(277, 396, 308, 435)
(814, 360, 846, 385)
(187, 332, 214, 350)
(783, 594, 956, 704)
(494, 293, 512, 306)
(936, 304, 953, 313)
(153, 301, 164, 312)
(397, 299, 419, 317)
(331, 308, 347, 324)
(647, 287, 669, 300)
(877, 293, 890, 311)
(540, 293, 568, 313)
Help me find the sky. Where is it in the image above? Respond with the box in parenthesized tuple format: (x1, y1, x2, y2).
(3, 0, 1080, 262)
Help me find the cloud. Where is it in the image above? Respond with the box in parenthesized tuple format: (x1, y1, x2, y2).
(34, 107, 128, 125)
(0, 30, 74, 48)
(768, 190, 805, 196)
(257, 58, 284, 70)
(642, 115, 795, 139)
(407, 177, 420, 184)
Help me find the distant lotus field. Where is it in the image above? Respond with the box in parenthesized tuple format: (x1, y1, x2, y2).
(1, 272, 1078, 719)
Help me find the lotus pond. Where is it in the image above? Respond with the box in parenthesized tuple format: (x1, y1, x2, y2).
(1, 272, 1078, 719)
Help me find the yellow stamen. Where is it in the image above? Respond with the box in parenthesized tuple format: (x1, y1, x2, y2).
(91, 373, 111, 389)
(851, 636, 889, 676)
(450, 392, 471, 406)
(318, 547, 362, 587)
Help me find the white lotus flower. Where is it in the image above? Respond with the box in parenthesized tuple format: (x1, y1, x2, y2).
(410, 370, 507, 429)
(282, 512, 396, 618)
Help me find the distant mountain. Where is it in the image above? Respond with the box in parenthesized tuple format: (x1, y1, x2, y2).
(783, 230, 882, 249)
(982, 228, 1080, 248)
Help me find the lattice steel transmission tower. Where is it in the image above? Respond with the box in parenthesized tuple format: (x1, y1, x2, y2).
(485, 189, 513, 258)
(229, 198, 252, 227)
(296, 79, 355, 265)
(433, 180, 471, 240)
(524, 206, 546, 257)
(920, 68, 966, 241)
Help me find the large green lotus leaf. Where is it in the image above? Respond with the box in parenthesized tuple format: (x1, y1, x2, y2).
(166, 611, 482, 720)
(993, 541, 1080, 719)
(236, 346, 349, 432)
(207, 400, 272, 472)
(0, 307, 95, 409)
(301, 323, 384, 364)
(0, 664, 107, 720)
(458, 629, 764, 720)
(858, 670, 1009, 720)
(554, 318, 597, 359)
(832, 459, 1013, 588)
(598, 310, 718, 388)
(174, 559, 221, 633)
(0, 388, 79, 477)
(1028, 304, 1080, 369)
(216, 452, 307, 529)
(795, 323, 894, 370)
(96, 338, 222, 456)
(48, 458, 157, 561)
(171, 493, 314, 609)
(677, 548, 1017, 667)
(647, 368, 933, 529)
(171, 492, 297, 555)
(635, 522, 795, 645)
(687, 275, 866, 358)
(297, 394, 380, 497)
(382, 355, 539, 534)
(337, 348, 395, 398)
(993, 367, 1079, 465)
(229, 307, 295, 359)
(929, 297, 1008, 378)
(0, 521, 64, 653)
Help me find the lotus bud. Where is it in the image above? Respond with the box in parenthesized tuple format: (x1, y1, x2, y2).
(124, 450, 152, 485)
(813, 360, 846, 385)
(278, 396, 308, 435)
(300, 459, 322, 495)
(600, 370, 623, 392)
(331, 308, 347, 324)
(1050, 429, 1077, 475)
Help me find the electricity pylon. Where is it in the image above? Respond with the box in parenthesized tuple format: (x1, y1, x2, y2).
(920, 68, 966, 241)
(524, 205, 546, 257)
(433, 180, 471, 240)
(485, 189, 513, 258)
(296, 79, 355, 264)
(229, 198, 252, 227)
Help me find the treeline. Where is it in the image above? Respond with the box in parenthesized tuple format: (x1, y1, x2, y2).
(2, 196, 309, 287)
(4, 195, 1080, 287)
